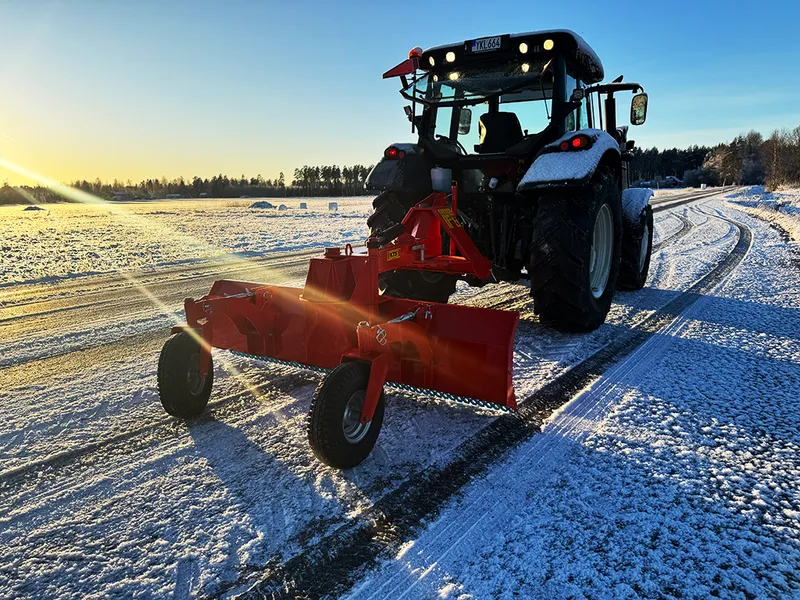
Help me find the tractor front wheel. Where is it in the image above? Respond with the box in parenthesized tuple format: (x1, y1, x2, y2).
(618, 204, 654, 290)
(157, 331, 213, 418)
(307, 362, 385, 469)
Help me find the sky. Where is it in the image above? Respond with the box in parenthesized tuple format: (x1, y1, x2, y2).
(1, 0, 799, 186)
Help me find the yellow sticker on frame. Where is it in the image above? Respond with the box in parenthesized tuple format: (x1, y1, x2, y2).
(387, 248, 401, 261)
(438, 208, 461, 229)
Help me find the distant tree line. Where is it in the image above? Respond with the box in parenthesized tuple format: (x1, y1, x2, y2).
(0, 163, 375, 205)
(631, 125, 800, 190)
(630, 145, 712, 183)
(5, 126, 800, 206)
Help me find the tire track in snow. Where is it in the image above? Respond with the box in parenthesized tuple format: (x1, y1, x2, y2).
(357, 221, 738, 598)
(650, 186, 737, 213)
(653, 213, 693, 251)
(229, 210, 752, 600)
(0, 368, 318, 501)
(365, 203, 759, 599)
(0, 248, 322, 310)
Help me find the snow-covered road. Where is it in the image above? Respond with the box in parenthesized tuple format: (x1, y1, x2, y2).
(2, 189, 799, 599)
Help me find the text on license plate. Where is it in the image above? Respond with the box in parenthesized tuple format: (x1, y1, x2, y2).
(470, 36, 501, 53)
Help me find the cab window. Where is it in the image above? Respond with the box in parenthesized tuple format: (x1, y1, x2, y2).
(565, 77, 590, 131)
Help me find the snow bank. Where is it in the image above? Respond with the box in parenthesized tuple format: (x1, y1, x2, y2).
(621, 188, 653, 224)
(725, 186, 800, 241)
(249, 200, 275, 209)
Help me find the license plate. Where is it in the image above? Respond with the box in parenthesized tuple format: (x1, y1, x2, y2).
(470, 36, 502, 53)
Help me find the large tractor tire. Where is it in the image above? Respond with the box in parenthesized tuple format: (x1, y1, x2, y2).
(529, 167, 623, 332)
(307, 362, 385, 469)
(618, 204, 654, 290)
(368, 189, 457, 304)
(158, 331, 213, 418)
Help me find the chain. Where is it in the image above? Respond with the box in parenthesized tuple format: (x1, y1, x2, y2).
(230, 350, 328, 374)
(229, 350, 517, 415)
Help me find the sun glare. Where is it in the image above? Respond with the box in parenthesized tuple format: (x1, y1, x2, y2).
(2, 156, 288, 410)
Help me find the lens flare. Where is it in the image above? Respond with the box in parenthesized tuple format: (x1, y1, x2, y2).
(0, 157, 293, 409)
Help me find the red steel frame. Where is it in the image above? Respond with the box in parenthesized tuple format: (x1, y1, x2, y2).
(177, 188, 519, 424)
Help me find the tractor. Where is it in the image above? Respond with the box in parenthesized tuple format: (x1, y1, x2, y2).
(157, 30, 653, 468)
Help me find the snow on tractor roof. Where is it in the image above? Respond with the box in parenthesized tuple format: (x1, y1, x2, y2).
(420, 29, 604, 84)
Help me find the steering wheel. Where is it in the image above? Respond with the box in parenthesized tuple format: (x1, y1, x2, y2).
(435, 134, 468, 155)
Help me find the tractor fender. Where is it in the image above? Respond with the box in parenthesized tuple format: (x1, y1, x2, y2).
(518, 129, 620, 191)
(365, 143, 432, 195)
(621, 187, 653, 225)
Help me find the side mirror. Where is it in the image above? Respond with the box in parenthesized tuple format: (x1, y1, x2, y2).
(458, 108, 472, 135)
(631, 92, 648, 125)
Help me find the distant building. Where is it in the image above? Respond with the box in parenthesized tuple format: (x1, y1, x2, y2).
(111, 191, 131, 201)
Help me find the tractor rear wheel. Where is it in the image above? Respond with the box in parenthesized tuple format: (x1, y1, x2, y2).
(307, 362, 385, 469)
(618, 204, 654, 290)
(529, 167, 623, 332)
(368, 189, 458, 304)
(158, 331, 213, 418)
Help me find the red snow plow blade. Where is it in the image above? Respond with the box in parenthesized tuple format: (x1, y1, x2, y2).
(162, 189, 518, 467)
(184, 279, 518, 408)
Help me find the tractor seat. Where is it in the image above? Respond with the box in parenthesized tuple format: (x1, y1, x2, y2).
(474, 112, 524, 154)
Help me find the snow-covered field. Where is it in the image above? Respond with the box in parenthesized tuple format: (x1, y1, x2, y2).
(2, 189, 800, 599)
(0, 197, 373, 287)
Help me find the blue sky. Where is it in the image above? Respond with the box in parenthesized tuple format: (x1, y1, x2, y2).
(1, 0, 798, 185)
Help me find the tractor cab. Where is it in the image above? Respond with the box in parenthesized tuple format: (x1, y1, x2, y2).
(374, 30, 648, 190)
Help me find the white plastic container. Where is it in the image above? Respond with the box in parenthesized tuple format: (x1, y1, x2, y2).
(430, 167, 452, 193)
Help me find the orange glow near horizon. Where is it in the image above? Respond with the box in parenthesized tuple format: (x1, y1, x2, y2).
(2, 156, 289, 414)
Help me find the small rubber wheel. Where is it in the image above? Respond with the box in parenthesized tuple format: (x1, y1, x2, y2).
(618, 204, 654, 290)
(307, 362, 385, 469)
(157, 331, 213, 418)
